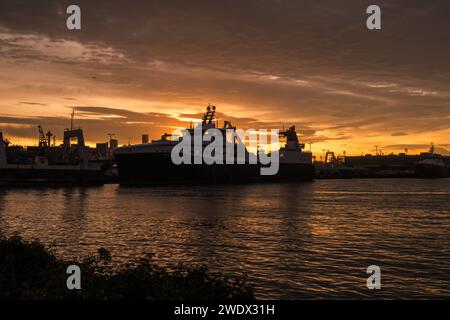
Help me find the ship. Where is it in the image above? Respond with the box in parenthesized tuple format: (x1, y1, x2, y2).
(0, 128, 104, 186)
(414, 144, 450, 178)
(415, 154, 450, 178)
(415, 158, 450, 178)
(335, 143, 450, 179)
(113, 105, 314, 185)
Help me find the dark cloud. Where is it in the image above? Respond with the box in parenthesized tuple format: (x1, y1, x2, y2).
(2, 0, 449, 74)
(391, 132, 408, 136)
(1, 106, 339, 145)
(20, 101, 47, 106)
(0, 111, 178, 145)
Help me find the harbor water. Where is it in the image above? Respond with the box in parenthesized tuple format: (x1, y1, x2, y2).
(0, 179, 449, 299)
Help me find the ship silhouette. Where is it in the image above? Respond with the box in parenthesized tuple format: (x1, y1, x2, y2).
(114, 105, 314, 185)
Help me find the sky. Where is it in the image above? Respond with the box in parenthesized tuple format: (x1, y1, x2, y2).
(0, 0, 449, 156)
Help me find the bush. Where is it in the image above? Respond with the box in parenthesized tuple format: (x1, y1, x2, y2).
(0, 233, 254, 300)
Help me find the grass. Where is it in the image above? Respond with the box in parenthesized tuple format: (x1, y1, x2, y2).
(0, 233, 255, 300)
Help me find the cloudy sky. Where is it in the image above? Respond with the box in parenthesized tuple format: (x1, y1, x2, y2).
(0, 0, 449, 156)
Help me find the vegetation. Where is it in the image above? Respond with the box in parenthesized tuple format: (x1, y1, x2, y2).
(0, 233, 255, 300)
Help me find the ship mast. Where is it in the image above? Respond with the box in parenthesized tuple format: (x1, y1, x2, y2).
(202, 104, 216, 125)
(70, 108, 75, 130)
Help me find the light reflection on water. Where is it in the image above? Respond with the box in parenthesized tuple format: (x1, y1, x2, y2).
(0, 179, 449, 299)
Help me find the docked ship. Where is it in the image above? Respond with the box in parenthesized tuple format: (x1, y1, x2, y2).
(0, 128, 104, 186)
(415, 158, 450, 178)
(414, 144, 450, 178)
(114, 105, 314, 185)
(336, 143, 450, 179)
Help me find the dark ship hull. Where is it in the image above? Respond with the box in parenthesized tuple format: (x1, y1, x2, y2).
(115, 152, 256, 185)
(415, 164, 450, 179)
(115, 152, 314, 185)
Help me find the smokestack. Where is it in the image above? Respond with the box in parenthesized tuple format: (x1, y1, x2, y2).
(142, 134, 149, 144)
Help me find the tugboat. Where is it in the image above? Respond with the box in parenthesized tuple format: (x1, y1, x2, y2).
(0, 128, 104, 186)
(114, 105, 314, 185)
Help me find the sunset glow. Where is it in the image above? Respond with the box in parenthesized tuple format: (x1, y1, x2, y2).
(0, 1, 449, 157)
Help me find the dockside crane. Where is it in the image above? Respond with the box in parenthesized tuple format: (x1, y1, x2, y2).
(38, 125, 54, 147)
(38, 125, 47, 147)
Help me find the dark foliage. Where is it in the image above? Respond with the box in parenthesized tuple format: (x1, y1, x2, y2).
(0, 234, 254, 300)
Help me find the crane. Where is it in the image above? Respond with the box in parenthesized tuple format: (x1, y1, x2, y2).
(38, 125, 47, 147)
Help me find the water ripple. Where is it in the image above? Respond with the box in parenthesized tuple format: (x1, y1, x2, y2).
(0, 179, 449, 299)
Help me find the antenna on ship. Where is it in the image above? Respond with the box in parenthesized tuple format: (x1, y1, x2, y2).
(203, 104, 216, 124)
(70, 108, 75, 130)
(45, 130, 53, 147)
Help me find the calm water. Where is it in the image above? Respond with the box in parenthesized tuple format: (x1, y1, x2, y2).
(1, 179, 449, 299)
